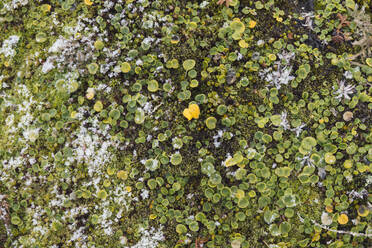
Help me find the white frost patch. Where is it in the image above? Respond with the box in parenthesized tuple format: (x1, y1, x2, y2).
(49, 37, 69, 53)
(200, 1, 209, 8)
(42, 56, 56, 74)
(0, 35, 20, 58)
(0, 83, 41, 140)
(125, 226, 164, 248)
(213, 130, 224, 148)
(22, 128, 40, 142)
(140, 189, 149, 199)
(333, 80, 355, 100)
(2, 0, 28, 11)
(66, 108, 120, 177)
(259, 50, 295, 89)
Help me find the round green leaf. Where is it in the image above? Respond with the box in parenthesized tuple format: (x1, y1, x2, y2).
(97, 189, 108, 200)
(170, 153, 182, 165)
(147, 79, 159, 92)
(205, 117, 217, 129)
(134, 108, 145, 124)
(183, 59, 196, 71)
(189, 221, 199, 232)
(176, 224, 187, 234)
(121, 62, 131, 73)
(238, 197, 249, 208)
(87, 63, 99, 74)
(109, 109, 121, 120)
(11, 215, 21, 225)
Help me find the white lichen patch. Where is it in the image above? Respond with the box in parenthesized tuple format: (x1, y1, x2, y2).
(125, 226, 164, 248)
(0, 35, 20, 58)
(65, 108, 120, 177)
(259, 50, 295, 89)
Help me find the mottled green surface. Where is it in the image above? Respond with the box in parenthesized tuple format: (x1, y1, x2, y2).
(0, 0, 371, 247)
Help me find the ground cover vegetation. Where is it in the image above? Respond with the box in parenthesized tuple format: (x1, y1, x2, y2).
(0, 0, 371, 247)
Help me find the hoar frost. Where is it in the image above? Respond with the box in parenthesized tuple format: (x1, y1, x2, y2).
(0, 35, 20, 58)
(259, 50, 295, 89)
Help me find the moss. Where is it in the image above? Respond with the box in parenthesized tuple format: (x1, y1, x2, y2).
(0, 0, 371, 247)
(0, 219, 7, 247)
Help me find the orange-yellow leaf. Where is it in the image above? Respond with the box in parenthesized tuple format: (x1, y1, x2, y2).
(337, 214, 348, 225)
(248, 20, 257, 28)
(188, 104, 200, 119)
(183, 108, 193, 121)
(84, 0, 93, 6)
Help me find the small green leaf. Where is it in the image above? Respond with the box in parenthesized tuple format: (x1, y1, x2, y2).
(134, 108, 145, 124)
(170, 153, 182, 165)
(91, 214, 99, 224)
(109, 109, 121, 120)
(94, 101, 103, 112)
(11, 215, 21, 225)
(183, 59, 196, 71)
(270, 115, 282, 126)
(36, 32, 47, 43)
(97, 189, 108, 200)
(324, 152, 336, 164)
(176, 224, 187, 234)
(147, 79, 159, 92)
(366, 58, 372, 67)
(205, 116, 217, 129)
(345, 0, 355, 9)
(121, 62, 131, 73)
(94, 39, 105, 50)
(87, 63, 99, 74)
(189, 221, 199, 232)
(279, 221, 291, 233)
(238, 197, 249, 208)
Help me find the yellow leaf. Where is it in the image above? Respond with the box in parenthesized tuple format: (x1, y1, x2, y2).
(230, 18, 245, 33)
(149, 214, 157, 219)
(41, 4, 51, 12)
(337, 214, 348, 225)
(117, 170, 128, 180)
(248, 20, 257, 28)
(107, 167, 115, 176)
(170, 39, 179, 44)
(238, 40, 249, 48)
(94, 100, 103, 112)
(225, 157, 235, 167)
(183, 108, 193, 121)
(125, 186, 132, 192)
(312, 232, 320, 242)
(84, 0, 93, 5)
(188, 104, 200, 119)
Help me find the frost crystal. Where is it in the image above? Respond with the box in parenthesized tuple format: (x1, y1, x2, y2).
(49, 37, 69, 53)
(333, 80, 355, 100)
(300, 12, 315, 30)
(291, 123, 306, 137)
(279, 111, 291, 130)
(200, 1, 209, 8)
(42, 56, 56, 74)
(23, 128, 39, 142)
(0, 35, 20, 58)
(3, 0, 29, 11)
(259, 50, 295, 89)
(125, 226, 164, 248)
